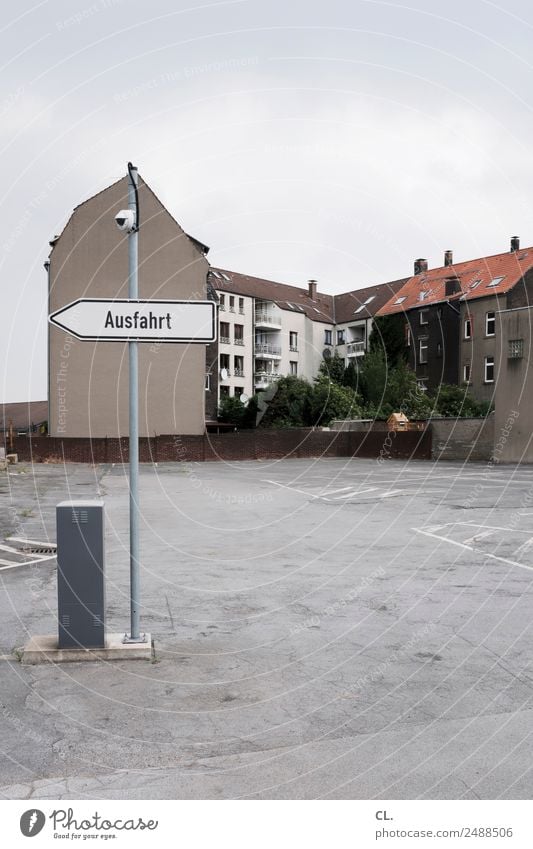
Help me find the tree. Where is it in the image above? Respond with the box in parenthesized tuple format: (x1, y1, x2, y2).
(256, 376, 312, 428)
(218, 395, 259, 428)
(317, 351, 345, 385)
(309, 379, 362, 426)
(430, 384, 492, 418)
(384, 359, 432, 419)
(368, 314, 407, 367)
(358, 348, 388, 410)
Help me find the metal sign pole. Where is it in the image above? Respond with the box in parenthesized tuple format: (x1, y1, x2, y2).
(126, 163, 143, 643)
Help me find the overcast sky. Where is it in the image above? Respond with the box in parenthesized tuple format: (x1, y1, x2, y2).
(2, 0, 533, 401)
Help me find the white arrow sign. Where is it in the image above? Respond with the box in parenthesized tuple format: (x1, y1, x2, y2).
(49, 298, 216, 342)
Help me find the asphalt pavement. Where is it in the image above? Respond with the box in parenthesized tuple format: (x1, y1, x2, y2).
(0, 456, 532, 799)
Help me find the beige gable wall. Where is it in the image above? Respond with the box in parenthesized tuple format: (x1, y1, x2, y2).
(49, 176, 209, 437)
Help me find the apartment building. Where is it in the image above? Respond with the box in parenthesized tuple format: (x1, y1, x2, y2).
(378, 241, 533, 401)
(207, 271, 335, 409)
(333, 279, 407, 365)
(204, 269, 411, 410)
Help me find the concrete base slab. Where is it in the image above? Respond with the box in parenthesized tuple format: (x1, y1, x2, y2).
(21, 633, 152, 664)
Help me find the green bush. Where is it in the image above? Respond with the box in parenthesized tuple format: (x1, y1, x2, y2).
(310, 378, 362, 426)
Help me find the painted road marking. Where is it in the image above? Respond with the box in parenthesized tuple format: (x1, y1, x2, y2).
(462, 529, 495, 545)
(413, 527, 533, 574)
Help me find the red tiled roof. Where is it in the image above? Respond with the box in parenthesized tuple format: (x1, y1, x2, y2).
(377, 248, 533, 316)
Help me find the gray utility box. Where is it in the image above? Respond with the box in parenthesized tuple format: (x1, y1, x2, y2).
(56, 500, 106, 649)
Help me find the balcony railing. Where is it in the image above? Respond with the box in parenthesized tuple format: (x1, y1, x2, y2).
(254, 343, 282, 356)
(255, 312, 282, 327)
(234, 368, 245, 377)
(347, 340, 365, 356)
(220, 336, 231, 345)
(233, 338, 245, 346)
(255, 372, 280, 386)
(219, 304, 225, 311)
(289, 345, 298, 352)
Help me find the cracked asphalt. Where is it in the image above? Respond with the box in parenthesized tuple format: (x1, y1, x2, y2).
(0, 457, 532, 799)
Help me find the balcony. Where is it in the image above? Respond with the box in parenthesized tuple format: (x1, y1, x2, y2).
(254, 372, 280, 389)
(347, 340, 366, 356)
(254, 342, 282, 359)
(255, 311, 282, 330)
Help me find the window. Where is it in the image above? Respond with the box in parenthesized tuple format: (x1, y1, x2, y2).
(463, 363, 471, 383)
(464, 317, 472, 339)
(219, 294, 225, 311)
(487, 276, 504, 288)
(337, 329, 345, 345)
(354, 305, 365, 314)
(219, 385, 230, 397)
(405, 324, 411, 346)
(419, 338, 428, 364)
(324, 329, 332, 345)
(234, 387, 244, 397)
(290, 361, 298, 376)
(486, 311, 495, 336)
(289, 331, 298, 351)
(417, 380, 428, 393)
(220, 353, 230, 372)
(238, 298, 245, 314)
(436, 342, 442, 358)
(234, 324, 244, 345)
(229, 296, 235, 312)
(220, 321, 230, 343)
(419, 309, 429, 325)
(234, 355, 244, 377)
(419, 290, 428, 301)
(484, 355, 494, 383)
(394, 296, 406, 305)
(508, 339, 524, 359)
(204, 373, 211, 391)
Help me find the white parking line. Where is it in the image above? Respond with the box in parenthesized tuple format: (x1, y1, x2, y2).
(462, 529, 495, 545)
(413, 528, 533, 573)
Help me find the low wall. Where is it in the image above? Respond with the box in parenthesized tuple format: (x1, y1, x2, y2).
(12, 427, 432, 464)
(429, 416, 495, 462)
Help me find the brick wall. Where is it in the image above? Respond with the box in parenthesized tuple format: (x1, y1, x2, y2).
(430, 416, 494, 462)
(12, 427, 432, 464)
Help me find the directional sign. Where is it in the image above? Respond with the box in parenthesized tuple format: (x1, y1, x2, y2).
(49, 298, 216, 342)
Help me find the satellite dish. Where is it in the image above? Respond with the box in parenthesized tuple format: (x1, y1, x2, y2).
(240, 393, 249, 404)
(220, 368, 228, 380)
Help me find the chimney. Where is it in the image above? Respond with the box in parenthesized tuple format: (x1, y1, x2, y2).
(308, 279, 317, 299)
(510, 236, 520, 252)
(444, 250, 453, 267)
(445, 275, 461, 297)
(414, 258, 428, 275)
